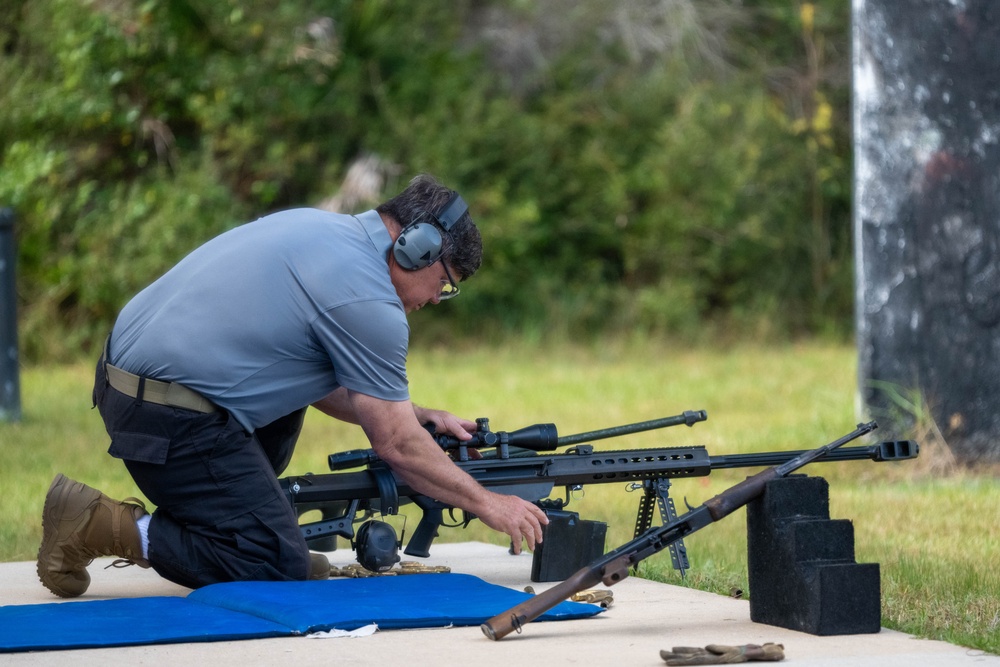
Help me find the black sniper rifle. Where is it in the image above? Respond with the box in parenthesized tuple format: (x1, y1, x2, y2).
(480, 420, 880, 640)
(279, 410, 918, 572)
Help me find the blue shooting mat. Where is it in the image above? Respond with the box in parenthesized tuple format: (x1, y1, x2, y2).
(0, 596, 290, 652)
(0, 573, 602, 653)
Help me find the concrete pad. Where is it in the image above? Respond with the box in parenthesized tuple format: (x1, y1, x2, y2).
(3, 542, 997, 666)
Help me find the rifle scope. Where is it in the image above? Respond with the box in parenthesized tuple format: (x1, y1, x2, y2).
(432, 422, 560, 452)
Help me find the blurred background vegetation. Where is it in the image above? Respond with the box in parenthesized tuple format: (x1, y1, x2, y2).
(0, 0, 852, 361)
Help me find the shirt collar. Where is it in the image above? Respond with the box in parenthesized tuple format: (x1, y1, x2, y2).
(353, 209, 393, 264)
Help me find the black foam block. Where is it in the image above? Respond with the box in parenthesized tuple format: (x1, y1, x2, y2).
(531, 512, 607, 582)
(747, 475, 881, 635)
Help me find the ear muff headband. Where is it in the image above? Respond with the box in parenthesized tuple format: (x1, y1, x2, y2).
(434, 192, 467, 231)
(393, 192, 468, 271)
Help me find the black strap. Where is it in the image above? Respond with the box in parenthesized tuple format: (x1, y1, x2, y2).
(368, 465, 399, 516)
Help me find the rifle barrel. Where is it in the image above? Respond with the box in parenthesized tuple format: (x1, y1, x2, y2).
(704, 421, 877, 523)
(775, 420, 877, 476)
(708, 439, 916, 470)
(557, 410, 707, 447)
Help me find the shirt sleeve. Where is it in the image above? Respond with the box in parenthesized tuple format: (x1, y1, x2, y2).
(310, 298, 410, 401)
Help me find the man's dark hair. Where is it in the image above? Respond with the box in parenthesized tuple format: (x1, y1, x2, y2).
(377, 174, 483, 280)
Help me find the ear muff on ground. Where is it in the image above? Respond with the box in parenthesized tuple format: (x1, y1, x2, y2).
(353, 520, 401, 572)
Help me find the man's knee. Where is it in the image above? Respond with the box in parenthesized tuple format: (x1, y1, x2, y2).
(243, 524, 311, 581)
(149, 506, 311, 586)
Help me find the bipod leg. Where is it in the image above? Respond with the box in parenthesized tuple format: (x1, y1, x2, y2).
(632, 478, 690, 576)
(633, 482, 657, 537)
(655, 479, 690, 577)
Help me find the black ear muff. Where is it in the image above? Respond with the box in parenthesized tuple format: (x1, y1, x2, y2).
(392, 192, 468, 271)
(393, 223, 443, 271)
(352, 520, 402, 572)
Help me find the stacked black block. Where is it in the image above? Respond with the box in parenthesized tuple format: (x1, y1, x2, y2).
(746, 475, 881, 635)
(530, 511, 607, 582)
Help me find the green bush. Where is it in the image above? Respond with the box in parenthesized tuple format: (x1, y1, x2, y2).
(0, 0, 854, 360)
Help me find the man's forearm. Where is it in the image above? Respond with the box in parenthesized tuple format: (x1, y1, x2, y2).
(314, 392, 450, 430)
(348, 390, 546, 551)
(375, 428, 492, 513)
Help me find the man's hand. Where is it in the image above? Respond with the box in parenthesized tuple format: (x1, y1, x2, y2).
(413, 405, 476, 441)
(474, 492, 549, 554)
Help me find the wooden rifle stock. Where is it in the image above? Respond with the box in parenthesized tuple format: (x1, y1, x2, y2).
(481, 420, 878, 640)
(481, 554, 633, 640)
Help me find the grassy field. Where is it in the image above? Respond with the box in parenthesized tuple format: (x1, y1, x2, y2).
(1, 340, 997, 653)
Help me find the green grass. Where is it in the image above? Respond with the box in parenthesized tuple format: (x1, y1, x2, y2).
(2, 340, 997, 653)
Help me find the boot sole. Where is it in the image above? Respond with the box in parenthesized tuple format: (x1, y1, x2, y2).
(37, 473, 101, 597)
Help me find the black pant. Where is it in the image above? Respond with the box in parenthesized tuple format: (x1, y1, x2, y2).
(93, 358, 311, 589)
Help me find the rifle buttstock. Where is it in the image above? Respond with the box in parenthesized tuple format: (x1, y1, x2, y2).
(481, 555, 628, 641)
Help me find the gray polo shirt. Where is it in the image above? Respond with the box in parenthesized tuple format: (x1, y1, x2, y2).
(109, 208, 410, 432)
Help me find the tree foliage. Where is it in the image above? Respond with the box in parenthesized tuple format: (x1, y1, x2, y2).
(0, 0, 853, 360)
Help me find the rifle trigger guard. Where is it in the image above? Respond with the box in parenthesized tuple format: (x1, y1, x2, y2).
(368, 466, 399, 516)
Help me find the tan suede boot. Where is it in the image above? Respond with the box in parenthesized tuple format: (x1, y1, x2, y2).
(37, 474, 150, 598)
(309, 552, 331, 580)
